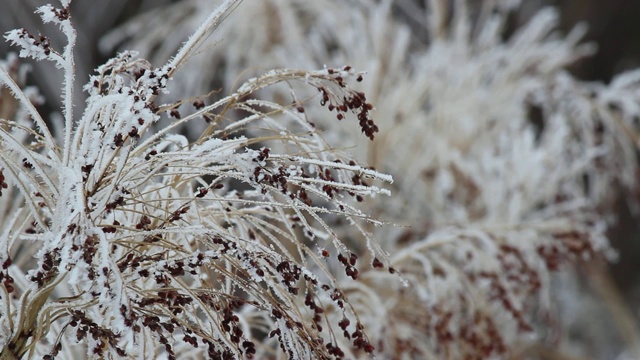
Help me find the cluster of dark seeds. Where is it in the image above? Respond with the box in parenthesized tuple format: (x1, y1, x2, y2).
(30, 247, 60, 288)
(0, 257, 14, 294)
(424, 304, 507, 359)
(458, 310, 507, 359)
(538, 230, 595, 271)
(117, 252, 163, 275)
(326, 342, 345, 358)
(467, 269, 532, 334)
(370, 256, 396, 274)
(0, 168, 7, 196)
(268, 309, 302, 359)
(102, 220, 119, 234)
(318, 166, 338, 198)
(320, 66, 379, 140)
(337, 252, 359, 280)
(275, 260, 302, 295)
(144, 149, 157, 161)
(67, 310, 126, 358)
(250, 152, 379, 211)
(140, 290, 193, 315)
(197, 297, 257, 358)
(168, 205, 190, 222)
(195, 183, 223, 198)
(305, 292, 326, 332)
(103, 187, 129, 212)
(88, 60, 171, 147)
(135, 215, 152, 230)
(119, 285, 228, 360)
(11, 29, 52, 56)
(193, 99, 205, 109)
(351, 321, 375, 354)
(22, 158, 33, 169)
(204, 341, 235, 360)
(51, 6, 70, 21)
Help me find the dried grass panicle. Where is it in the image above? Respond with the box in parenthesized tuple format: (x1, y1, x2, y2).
(0, 1, 391, 359)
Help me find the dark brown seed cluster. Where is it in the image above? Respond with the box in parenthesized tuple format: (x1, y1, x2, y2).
(351, 322, 375, 355)
(105, 194, 125, 212)
(537, 230, 595, 271)
(52, 6, 70, 21)
(117, 252, 167, 275)
(135, 215, 152, 230)
(30, 247, 60, 288)
(144, 149, 158, 161)
(496, 244, 541, 296)
(318, 67, 379, 140)
(422, 304, 507, 360)
(326, 342, 345, 358)
(87, 60, 171, 150)
(102, 220, 118, 234)
(0, 168, 7, 197)
(193, 99, 205, 109)
(67, 310, 126, 358)
(112, 250, 256, 359)
(128, 126, 139, 138)
(250, 152, 304, 198)
(250, 152, 376, 211)
(79, 236, 98, 265)
(467, 270, 532, 334)
(25, 220, 38, 234)
(196, 297, 257, 358)
(409, 236, 532, 354)
(337, 252, 359, 280)
(80, 164, 93, 180)
(22, 158, 33, 169)
(276, 260, 302, 295)
(305, 292, 326, 332)
(318, 166, 337, 198)
(168, 206, 190, 222)
(0, 257, 14, 294)
(113, 133, 124, 147)
(458, 310, 507, 359)
(12, 29, 52, 56)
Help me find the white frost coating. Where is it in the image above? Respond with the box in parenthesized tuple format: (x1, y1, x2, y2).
(36, 5, 59, 24)
(0, 0, 395, 359)
(292, 157, 394, 184)
(168, 0, 242, 71)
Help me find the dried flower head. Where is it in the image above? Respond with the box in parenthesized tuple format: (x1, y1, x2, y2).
(0, 1, 392, 359)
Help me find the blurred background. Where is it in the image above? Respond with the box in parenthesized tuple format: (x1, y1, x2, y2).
(6, 0, 640, 114)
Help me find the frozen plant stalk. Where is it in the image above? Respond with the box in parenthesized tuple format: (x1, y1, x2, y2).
(0, 1, 392, 359)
